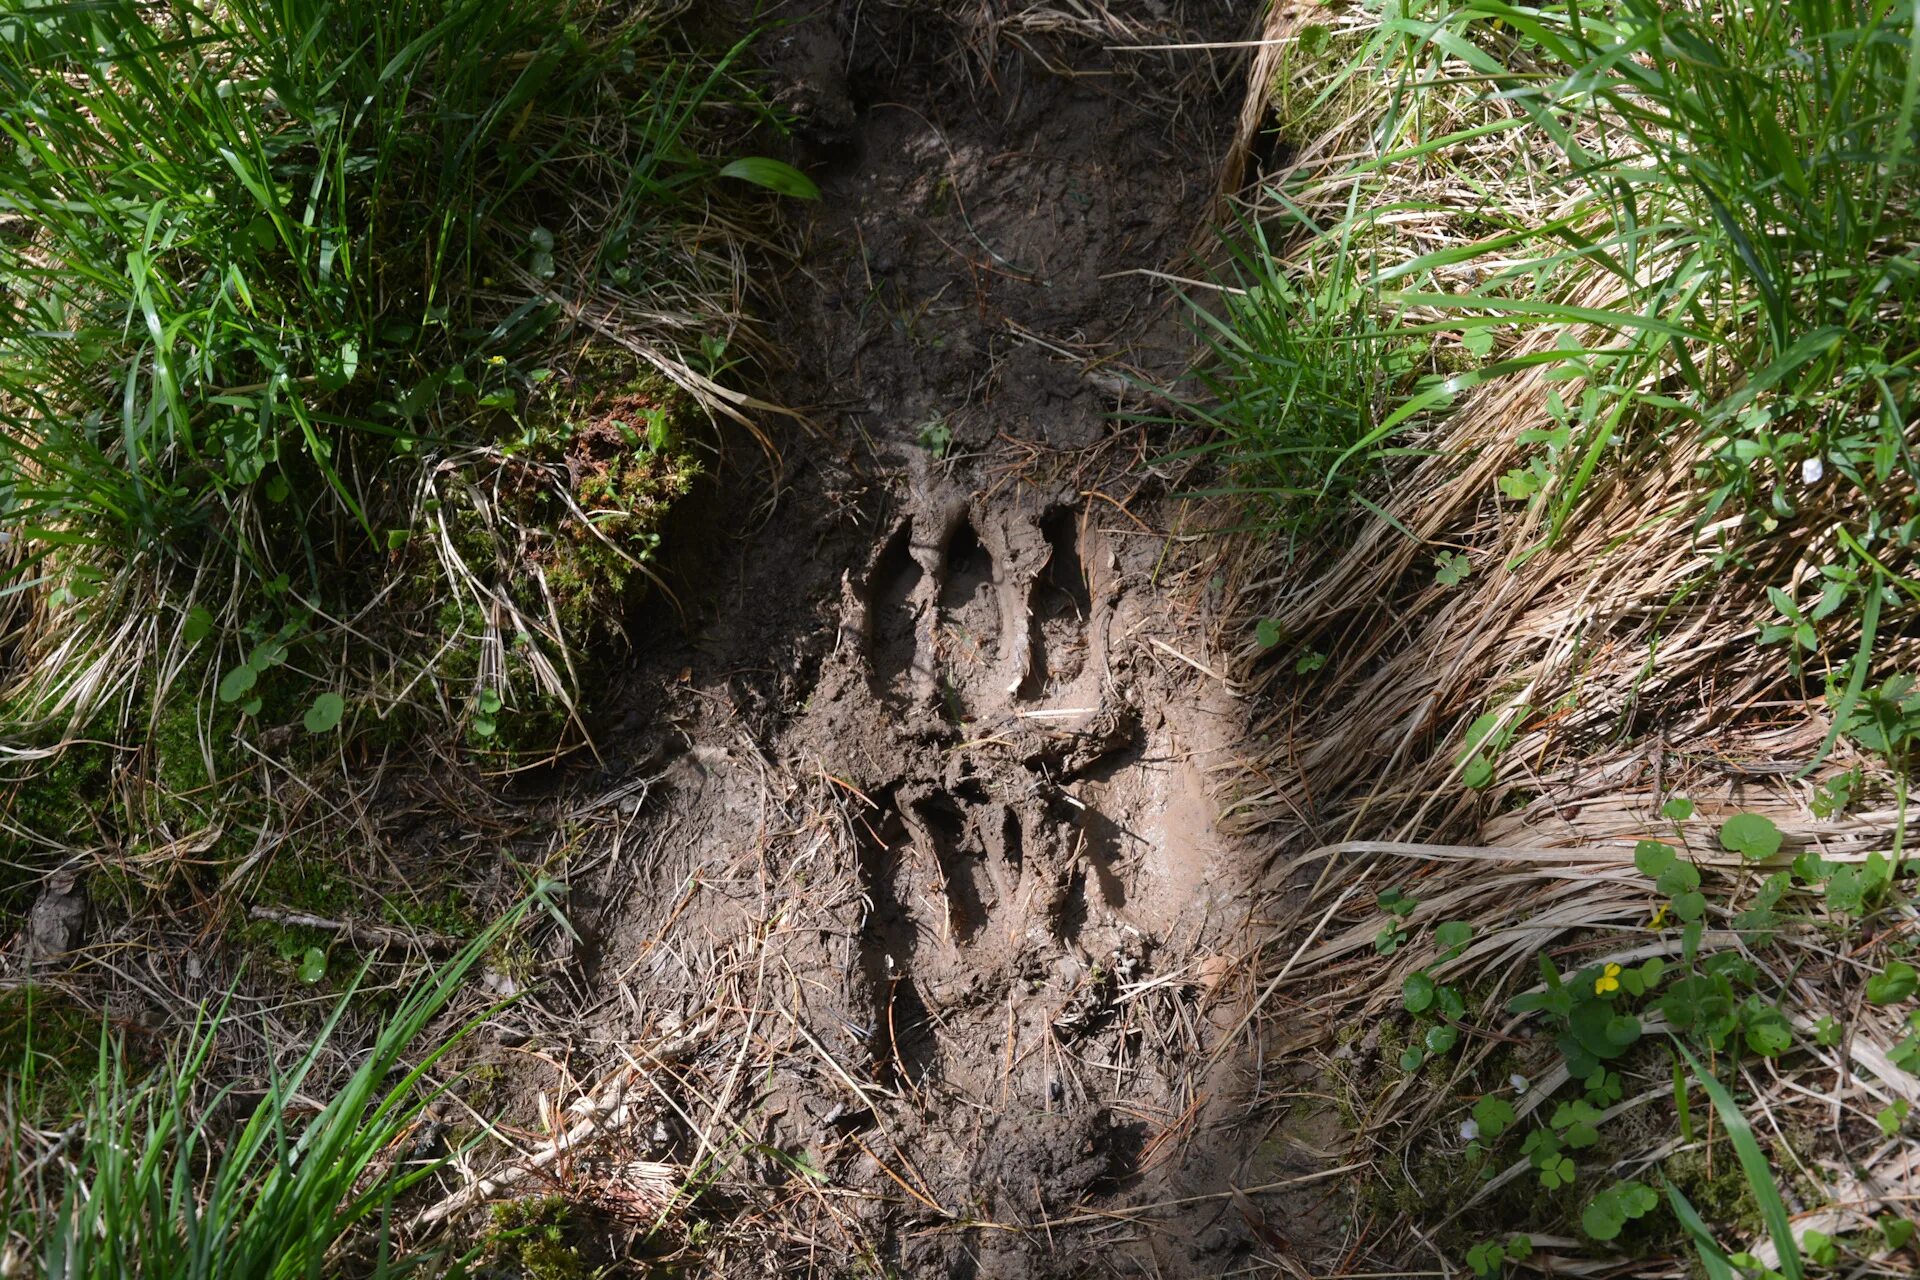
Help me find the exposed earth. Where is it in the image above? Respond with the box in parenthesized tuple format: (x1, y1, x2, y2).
(500, 3, 1350, 1274)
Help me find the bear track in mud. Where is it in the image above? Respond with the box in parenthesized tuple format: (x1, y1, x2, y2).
(565, 4, 1350, 1277)
(831, 465, 1141, 1086)
(786, 458, 1258, 1277)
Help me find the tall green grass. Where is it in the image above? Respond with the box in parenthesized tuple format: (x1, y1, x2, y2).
(0, 0, 803, 738)
(1198, 0, 1919, 606)
(1429, 0, 1917, 543)
(8, 0, 605, 554)
(1177, 205, 1429, 538)
(5, 896, 539, 1278)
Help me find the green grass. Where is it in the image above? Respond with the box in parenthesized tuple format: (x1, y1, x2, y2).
(0, 6, 810, 1264)
(0, 0, 808, 751)
(1412, 0, 1918, 562)
(0, 0, 814, 902)
(1176, 204, 1432, 539)
(4, 893, 543, 1278)
(1199, 0, 1919, 612)
(1205, 0, 1920, 1273)
(1674, 1044, 1803, 1280)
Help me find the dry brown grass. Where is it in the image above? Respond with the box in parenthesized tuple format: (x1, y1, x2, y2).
(1202, 0, 1920, 1272)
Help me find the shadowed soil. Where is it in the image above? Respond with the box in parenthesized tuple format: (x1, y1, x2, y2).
(526, 3, 1352, 1276)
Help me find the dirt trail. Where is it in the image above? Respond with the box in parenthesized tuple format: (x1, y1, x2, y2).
(556, 5, 1344, 1274)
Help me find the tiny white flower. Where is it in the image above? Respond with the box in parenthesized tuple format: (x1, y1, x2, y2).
(1459, 1118, 1480, 1141)
(1801, 456, 1825, 485)
(1510, 1073, 1530, 1094)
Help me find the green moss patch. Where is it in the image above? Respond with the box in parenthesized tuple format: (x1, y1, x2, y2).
(482, 1195, 590, 1280)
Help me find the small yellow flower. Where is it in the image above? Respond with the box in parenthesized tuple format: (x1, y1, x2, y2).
(1648, 901, 1670, 928)
(1594, 963, 1623, 996)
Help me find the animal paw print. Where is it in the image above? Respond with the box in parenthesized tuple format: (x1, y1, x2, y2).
(840, 488, 1139, 1089)
(852, 773, 1138, 1083)
(854, 488, 1109, 722)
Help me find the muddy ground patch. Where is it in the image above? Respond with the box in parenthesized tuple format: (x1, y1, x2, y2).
(508, 3, 1352, 1275)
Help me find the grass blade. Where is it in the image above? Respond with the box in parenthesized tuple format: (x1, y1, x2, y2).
(1676, 1042, 1803, 1280)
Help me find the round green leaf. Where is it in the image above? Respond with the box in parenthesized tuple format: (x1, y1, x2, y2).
(1399, 1047, 1426, 1072)
(1719, 813, 1782, 860)
(218, 663, 258, 703)
(303, 692, 345, 734)
(1656, 860, 1701, 894)
(1867, 961, 1918, 1005)
(1570, 998, 1632, 1059)
(1745, 1013, 1792, 1057)
(1604, 1015, 1641, 1047)
(1826, 865, 1866, 913)
(1582, 1195, 1626, 1241)
(182, 605, 215, 645)
(298, 947, 327, 984)
(1255, 618, 1283, 649)
(1403, 971, 1437, 1014)
(1633, 840, 1676, 877)
(1426, 1024, 1460, 1054)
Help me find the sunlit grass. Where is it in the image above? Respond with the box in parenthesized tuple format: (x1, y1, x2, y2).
(5, 895, 541, 1277)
